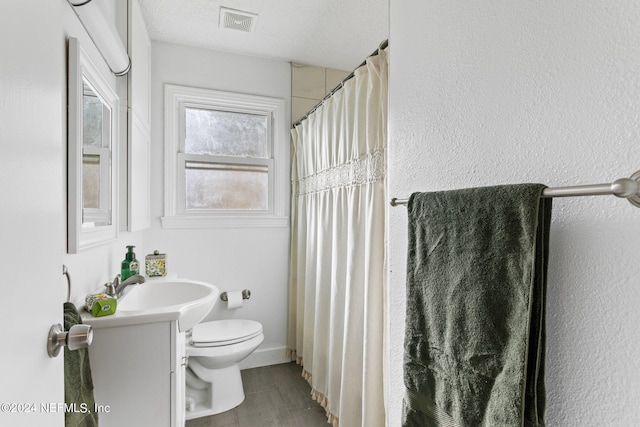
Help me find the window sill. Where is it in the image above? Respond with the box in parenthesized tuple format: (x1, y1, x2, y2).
(161, 214, 288, 229)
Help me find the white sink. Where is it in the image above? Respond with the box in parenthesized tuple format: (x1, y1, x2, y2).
(118, 279, 219, 331)
(83, 278, 219, 332)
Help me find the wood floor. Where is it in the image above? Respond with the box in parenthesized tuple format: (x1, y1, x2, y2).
(185, 362, 329, 427)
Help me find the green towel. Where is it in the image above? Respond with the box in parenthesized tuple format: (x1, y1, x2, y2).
(63, 302, 99, 427)
(402, 184, 551, 427)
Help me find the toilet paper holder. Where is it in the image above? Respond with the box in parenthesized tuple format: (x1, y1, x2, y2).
(220, 289, 251, 302)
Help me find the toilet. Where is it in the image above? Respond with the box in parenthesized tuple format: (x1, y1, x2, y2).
(184, 319, 264, 419)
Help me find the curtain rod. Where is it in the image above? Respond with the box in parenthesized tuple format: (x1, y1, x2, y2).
(292, 39, 389, 129)
(390, 171, 640, 208)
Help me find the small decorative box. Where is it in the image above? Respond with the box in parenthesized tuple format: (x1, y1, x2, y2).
(145, 250, 167, 277)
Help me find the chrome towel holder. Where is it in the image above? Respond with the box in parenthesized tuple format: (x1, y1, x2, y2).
(390, 170, 640, 208)
(63, 264, 72, 302)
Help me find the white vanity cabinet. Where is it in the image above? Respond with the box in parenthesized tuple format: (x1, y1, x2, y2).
(80, 279, 217, 426)
(87, 320, 186, 427)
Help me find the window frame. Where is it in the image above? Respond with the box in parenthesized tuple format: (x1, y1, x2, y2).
(163, 84, 287, 228)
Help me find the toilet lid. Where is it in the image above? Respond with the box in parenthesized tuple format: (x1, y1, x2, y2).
(191, 319, 263, 347)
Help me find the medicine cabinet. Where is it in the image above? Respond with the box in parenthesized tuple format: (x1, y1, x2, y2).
(68, 37, 119, 253)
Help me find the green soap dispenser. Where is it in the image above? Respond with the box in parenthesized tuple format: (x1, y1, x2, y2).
(121, 246, 140, 280)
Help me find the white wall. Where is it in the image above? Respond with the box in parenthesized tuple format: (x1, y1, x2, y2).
(146, 41, 292, 367)
(61, 0, 145, 306)
(388, 1, 640, 425)
(61, 8, 292, 368)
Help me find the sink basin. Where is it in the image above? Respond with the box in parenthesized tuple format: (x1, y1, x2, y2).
(114, 279, 219, 331)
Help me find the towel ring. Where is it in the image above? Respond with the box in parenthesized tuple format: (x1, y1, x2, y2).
(63, 264, 71, 302)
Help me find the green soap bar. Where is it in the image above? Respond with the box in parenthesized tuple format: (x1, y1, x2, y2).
(91, 298, 117, 317)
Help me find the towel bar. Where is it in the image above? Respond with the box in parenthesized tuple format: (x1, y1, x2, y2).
(391, 170, 640, 208)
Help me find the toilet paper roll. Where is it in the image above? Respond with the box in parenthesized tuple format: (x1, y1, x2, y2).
(226, 290, 244, 309)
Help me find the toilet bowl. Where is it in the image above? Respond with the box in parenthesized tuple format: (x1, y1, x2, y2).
(184, 319, 264, 419)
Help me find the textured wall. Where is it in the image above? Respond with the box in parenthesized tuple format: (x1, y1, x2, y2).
(387, 1, 640, 425)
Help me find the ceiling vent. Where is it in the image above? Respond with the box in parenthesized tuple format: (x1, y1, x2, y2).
(219, 7, 258, 33)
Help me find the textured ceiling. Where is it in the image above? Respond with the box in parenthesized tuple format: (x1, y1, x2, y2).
(136, 0, 389, 72)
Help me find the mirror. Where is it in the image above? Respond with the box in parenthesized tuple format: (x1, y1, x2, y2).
(68, 37, 119, 253)
(82, 81, 111, 226)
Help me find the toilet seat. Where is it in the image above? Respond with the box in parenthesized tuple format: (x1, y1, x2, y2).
(190, 319, 263, 347)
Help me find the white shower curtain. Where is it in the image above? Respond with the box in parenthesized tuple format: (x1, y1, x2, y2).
(287, 48, 387, 427)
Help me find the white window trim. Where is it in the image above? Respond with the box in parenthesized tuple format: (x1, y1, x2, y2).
(162, 84, 288, 228)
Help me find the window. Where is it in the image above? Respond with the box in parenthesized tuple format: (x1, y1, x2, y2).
(163, 85, 287, 228)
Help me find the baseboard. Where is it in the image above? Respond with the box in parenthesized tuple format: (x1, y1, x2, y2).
(238, 345, 290, 370)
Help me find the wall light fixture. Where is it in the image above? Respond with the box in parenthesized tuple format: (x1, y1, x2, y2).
(68, 0, 130, 76)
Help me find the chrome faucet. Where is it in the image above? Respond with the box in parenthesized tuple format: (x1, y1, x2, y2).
(104, 274, 146, 298)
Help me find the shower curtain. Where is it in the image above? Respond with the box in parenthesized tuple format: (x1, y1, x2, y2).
(287, 48, 388, 427)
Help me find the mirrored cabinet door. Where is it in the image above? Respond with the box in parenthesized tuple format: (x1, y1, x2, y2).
(127, 0, 151, 232)
(68, 37, 119, 253)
